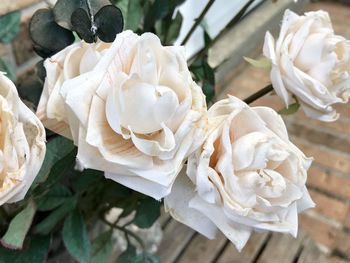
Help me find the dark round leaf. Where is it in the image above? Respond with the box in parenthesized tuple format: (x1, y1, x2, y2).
(53, 0, 81, 30)
(53, 0, 112, 31)
(29, 9, 75, 58)
(71, 8, 95, 43)
(35, 60, 46, 82)
(95, 5, 123, 42)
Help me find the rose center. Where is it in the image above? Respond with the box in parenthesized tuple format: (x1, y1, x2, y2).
(118, 81, 179, 134)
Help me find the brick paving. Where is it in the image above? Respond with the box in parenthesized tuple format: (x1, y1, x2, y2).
(220, 1, 350, 260)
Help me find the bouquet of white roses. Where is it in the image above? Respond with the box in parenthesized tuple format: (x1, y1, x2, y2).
(0, 0, 348, 262)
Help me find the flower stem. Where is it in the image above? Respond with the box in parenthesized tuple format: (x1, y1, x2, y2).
(100, 216, 146, 251)
(243, 84, 273, 104)
(181, 0, 216, 46)
(189, 0, 256, 62)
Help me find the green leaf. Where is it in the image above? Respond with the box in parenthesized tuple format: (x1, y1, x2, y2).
(91, 230, 113, 263)
(71, 169, 105, 193)
(0, 58, 16, 82)
(1, 201, 36, 250)
(116, 245, 137, 263)
(37, 185, 72, 211)
(62, 210, 91, 263)
(164, 11, 183, 44)
(144, 0, 169, 32)
(16, 61, 46, 109)
(278, 102, 300, 115)
(0, 235, 50, 263)
(116, 0, 142, 31)
(30, 8, 75, 58)
(133, 197, 160, 228)
(0, 11, 20, 43)
(244, 56, 272, 69)
(34, 196, 77, 235)
(34, 136, 75, 185)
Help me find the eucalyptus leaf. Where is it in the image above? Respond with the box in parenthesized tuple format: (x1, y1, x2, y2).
(91, 230, 113, 263)
(30, 9, 75, 58)
(62, 210, 91, 263)
(278, 102, 300, 115)
(0, 235, 50, 263)
(1, 201, 36, 250)
(34, 196, 77, 235)
(133, 197, 160, 228)
(54, 0, 112, 31)
(37, 185, 72, 211)
(53, 0, 81, 30)
(95, 5, 123, 42)
(71, 8, 95, 43)
(0, 57, 16, 82)
(116, 245, 137, 263)
(0, 11, 20, 44)
(16, 76, 43, 110)
(244, 56, 272, 69)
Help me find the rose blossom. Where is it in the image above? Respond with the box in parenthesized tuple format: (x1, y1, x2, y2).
(165, 96, 314, 251)
(36, 31, 207, 199)
(0, 73, 46, 205)
(37, 40, 111, 138)
(264, 10, 350, 121)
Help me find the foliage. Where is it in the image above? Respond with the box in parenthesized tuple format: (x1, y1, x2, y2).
(29, 0, 123, 57)
(0, 11, 20, 44)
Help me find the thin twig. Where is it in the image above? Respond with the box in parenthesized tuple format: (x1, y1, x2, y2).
(243, 84, 273, 104)
(100, 216, 146, 251)
(85, 0, 97, 36)
(181, 0, 216, 45)
(189, 0, 256, 62)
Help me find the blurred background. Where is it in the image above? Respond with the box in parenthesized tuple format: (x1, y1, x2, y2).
(0, 0, 349, 262)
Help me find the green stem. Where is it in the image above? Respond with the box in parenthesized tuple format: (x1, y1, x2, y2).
(189, 0, 256, 62)
(100, 217, 146, 251)
(243, 84, 273, 104)
(181, 0, 216, 45)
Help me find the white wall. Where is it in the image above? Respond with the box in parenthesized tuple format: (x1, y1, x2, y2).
(175, 0, 263, 58)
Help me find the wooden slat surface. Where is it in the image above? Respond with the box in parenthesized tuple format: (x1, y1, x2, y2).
(156, 218, 332, 263)
(176, 233, 227, 263)
(157, 220, 195, 263)
(257, 231, 306, 263)
(297, 239, 327, 263)
(217, 232, 269, 263)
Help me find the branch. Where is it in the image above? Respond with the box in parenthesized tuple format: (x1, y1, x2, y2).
(189, 0, 256, 62)
(181, 0, 216, 45)
(100, 216, 146, 251)
(243, 84, 273, 104)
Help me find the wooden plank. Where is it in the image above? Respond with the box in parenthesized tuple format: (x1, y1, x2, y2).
(257, 231, 306, 263)
(328, 256, 350, 263)
(176, 233, 227, 263)
(158, 206, 171, 228)
(334, 231, 350, 259)
(217, 232, 269, 263)
(156, 220, 195, 263)
(297, 238, 327, 263)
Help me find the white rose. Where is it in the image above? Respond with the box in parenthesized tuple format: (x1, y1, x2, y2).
(0, 73, 46, 205)
(37, 31, 207, 199)
(36, 40, 111, 138)
(165, 96, 314, 251)
(264, 10, 350, 122)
